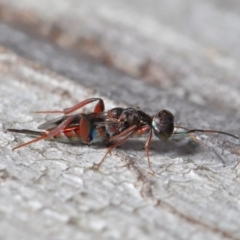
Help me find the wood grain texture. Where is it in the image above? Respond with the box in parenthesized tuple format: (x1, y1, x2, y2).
(0, 1, 240, 239)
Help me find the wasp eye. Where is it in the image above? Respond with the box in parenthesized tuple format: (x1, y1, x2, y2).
(152, 110, 174, 141)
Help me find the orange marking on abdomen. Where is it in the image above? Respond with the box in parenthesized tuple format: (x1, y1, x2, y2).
(74, 128, 81, 137)
(49, 126, 81, 141)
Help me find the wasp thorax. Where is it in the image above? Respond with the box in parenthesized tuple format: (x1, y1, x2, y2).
(152, 110, 174, 141)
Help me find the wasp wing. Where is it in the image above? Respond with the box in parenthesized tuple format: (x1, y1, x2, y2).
(37, 114, 81, 130)
(37, 112, 107, 131)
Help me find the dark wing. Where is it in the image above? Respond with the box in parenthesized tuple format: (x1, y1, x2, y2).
(37, 114, 81, 130)
(37, 112, 107, 131)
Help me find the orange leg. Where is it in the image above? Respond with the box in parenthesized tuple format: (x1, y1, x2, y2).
(101, 125, 155, 172)
(95, 125, 137, 169)
(33, 98, 105, 115)
(79, 114, 91, 143)
(133, 125, 150, 136)
(10, 115, 77, 150)
(46, 115, 76, 138)
(131, 125, 154, 172)
(12, 134, 48, 150)
(109, 125, 138, 141)
(144, 128, 154, 172)
(10, 98, 105, 150)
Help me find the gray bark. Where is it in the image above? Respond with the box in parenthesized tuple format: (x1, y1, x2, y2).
(0, 1, 240, 239)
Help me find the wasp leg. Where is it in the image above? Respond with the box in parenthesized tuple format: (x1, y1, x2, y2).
(144, 128, 154, 173)
(109, 124, 155, 173)
(78, 114, 91, 144)
(46, 115, 76, 138)
(133, 125, 154, 173)
(11, 134, 48, 150)
(95, 125, 137, 170)
(10, 115, 77, 150)
(33, 98, 105, 115)
(64, 98, 105, 114)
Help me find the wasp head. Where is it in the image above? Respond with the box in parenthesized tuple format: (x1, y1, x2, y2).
(152, 110, 174, 141)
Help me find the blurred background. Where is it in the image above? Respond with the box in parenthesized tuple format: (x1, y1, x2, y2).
(0, 0, 240, 127)
(1, 2, 240, 239)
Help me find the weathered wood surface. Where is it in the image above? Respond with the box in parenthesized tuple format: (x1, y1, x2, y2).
(0, 1, 240, 240)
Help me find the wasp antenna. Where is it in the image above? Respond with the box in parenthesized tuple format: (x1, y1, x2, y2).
(173, 129, 239, 140)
